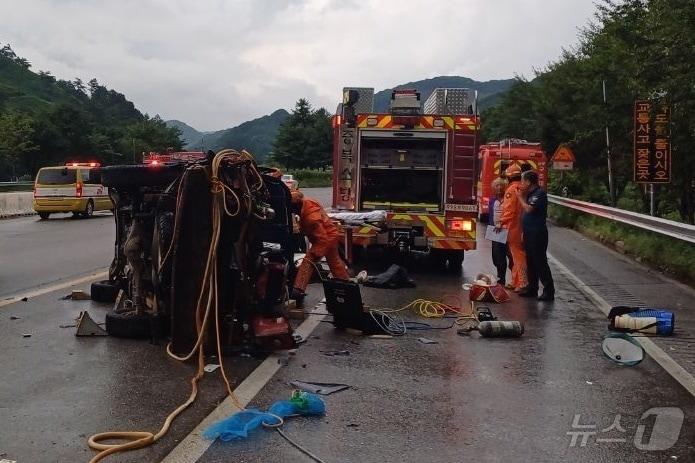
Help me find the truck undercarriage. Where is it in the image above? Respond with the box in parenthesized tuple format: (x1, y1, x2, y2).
(91, 150, 297, 354)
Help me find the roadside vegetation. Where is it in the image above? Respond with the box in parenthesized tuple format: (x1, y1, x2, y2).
(0, 44, 182, 181)
(483, 0, 695, 224)
(550, 205, 695, 285)
(287, 169, 333, 188)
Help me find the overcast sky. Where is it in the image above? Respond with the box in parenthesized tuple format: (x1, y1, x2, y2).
(1, 0, 598, 131)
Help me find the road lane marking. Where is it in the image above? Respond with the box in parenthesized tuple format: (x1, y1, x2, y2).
(160, 313, 326, 463)
(548, 252, 695, 398)
(0, 270, 108, 309)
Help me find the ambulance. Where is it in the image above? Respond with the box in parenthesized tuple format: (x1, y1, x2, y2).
(33, 162, 112, 219)
(477, 140, 548, 223)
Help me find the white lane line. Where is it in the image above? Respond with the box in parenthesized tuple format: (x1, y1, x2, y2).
(0, 270, 108, 309)
(548, 252, 695, 398)
(160, 313, 326, 463)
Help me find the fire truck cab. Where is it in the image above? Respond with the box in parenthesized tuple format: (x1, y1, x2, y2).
(477, 140, 548, 223)
(332, 87, 479, 271)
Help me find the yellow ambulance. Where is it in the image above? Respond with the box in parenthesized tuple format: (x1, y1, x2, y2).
(33, 162, 113, 219)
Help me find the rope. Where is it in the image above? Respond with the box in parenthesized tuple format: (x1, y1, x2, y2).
(88, 149, 260, 462)
(276, 428, 328, 463)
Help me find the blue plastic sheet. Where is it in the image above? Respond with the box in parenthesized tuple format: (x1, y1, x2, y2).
(203, 391, 326, 441)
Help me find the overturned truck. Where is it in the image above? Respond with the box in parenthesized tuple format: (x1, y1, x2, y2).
(91, 149, 297, 354)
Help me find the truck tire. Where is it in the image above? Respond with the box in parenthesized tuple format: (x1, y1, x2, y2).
(91, 280, 121, 303)
(99, 164, 183, 189)
(445, 251, 464, 274)
(38, 212, 50, 220)
(105, 311, 151, 339)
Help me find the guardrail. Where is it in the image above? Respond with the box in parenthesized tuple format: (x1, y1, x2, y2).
(548, 194, 695, 245)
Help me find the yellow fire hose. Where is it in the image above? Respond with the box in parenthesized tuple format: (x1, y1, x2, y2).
(88, 150, 261, 462)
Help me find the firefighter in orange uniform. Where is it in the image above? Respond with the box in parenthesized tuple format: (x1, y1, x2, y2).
(499, 164, 528, 291)
(291, 190, 350, 301)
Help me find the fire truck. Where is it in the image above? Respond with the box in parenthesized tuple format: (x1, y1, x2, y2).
(477, 139, 548, 223)
(331, 87, 479, 271)
(143, 150, 207, 165)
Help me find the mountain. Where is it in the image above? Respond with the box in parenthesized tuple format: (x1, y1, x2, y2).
(166, 109, 290, 162)
(372, 76, 515, 112)
(0, 43, 181, 180)
(165, 120, 204, 147)
(164, 75, 516, 162)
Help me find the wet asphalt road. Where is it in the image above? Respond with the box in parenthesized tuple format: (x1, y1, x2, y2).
(0, 188, 332, 299)
(197, 233, 695, 463)
(0, 212, 114, 298)
(1, 187, 695, 462)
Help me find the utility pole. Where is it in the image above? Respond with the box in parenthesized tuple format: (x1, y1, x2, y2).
(603, 80, 616, 206)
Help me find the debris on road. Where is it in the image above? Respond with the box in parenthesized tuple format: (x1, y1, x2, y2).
(75, 311, 107, 337)
(417, 337, 439, 344)
(21, 333, 31, 338)
(62, 290, 91, 301)
(468, 274, 510, 303)
(478, 320, 524, 338)
(203, 391, 325, 442)
(290, 380, 350, 395)
(9, 315, 20, 320)
(320, 350, 350, 357)
(362, 264, 416, 289)
(608, 306, 674, 335)
(20, 297, 28, 302)
(204, 364, 221, 373)
(602, 333, 644, 366)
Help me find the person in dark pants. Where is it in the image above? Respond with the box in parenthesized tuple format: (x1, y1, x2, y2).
(489, 177, 512, 285)
(516, 170, 555, 301)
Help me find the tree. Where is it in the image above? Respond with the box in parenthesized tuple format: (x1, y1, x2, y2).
(482, 0, 695, 222)
(0, 112, 37, 179)
(118, 115, 183, 162)
(271, 99, 332, 169)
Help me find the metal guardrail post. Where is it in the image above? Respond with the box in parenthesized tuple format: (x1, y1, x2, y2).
(548, 194, 695, 245)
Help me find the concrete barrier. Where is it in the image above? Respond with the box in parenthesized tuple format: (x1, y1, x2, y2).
(0, 192, 35, 218)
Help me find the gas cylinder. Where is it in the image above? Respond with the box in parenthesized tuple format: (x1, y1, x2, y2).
(478, 320, 524, 338)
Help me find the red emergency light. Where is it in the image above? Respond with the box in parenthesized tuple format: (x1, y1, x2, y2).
(66, 162, 101, 167)
(447, 218, 473, 233)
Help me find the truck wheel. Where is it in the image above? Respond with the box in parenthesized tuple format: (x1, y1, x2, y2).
(91, 280, 121, 303)
(99, 164, 183, 189)
(105, 311, 151, 339)
(445, 251, 464, 273)
(428, 249, 447, 271)
(38, 212, 50, 220)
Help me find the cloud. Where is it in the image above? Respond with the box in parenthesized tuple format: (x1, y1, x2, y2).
(1, 0, 597, 130)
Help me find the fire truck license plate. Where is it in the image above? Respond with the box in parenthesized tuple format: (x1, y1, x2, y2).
(445, 203, 478, 212)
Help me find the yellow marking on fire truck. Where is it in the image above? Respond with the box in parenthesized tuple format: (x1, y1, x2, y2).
(377, 115, 392, 128)
(389, 213, 446, 238)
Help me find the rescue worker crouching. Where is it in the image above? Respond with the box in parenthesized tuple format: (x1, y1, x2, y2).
(290, 190, 350, 302)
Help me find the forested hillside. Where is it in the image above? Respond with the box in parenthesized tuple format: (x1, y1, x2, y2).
(0, 44, 182, 180)
(482, 0, 694, 223)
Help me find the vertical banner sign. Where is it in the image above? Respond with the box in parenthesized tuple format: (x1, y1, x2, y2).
(336, 126, 356, 210)
(652, 103, 671, 183)
(634, 100, 652, 183)
(633, 100, 671, 183)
